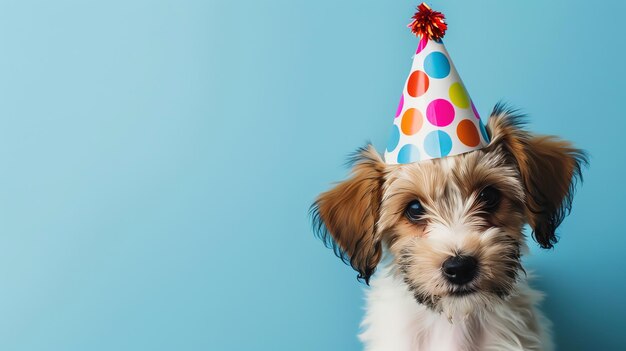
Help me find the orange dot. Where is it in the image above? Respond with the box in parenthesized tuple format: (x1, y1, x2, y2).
(457, 119, 480, 147)
(407, 70, 429, 97)
(401, 108, 423, 135)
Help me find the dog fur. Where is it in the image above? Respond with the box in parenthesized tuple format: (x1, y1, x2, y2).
(311, 104, 587, 351)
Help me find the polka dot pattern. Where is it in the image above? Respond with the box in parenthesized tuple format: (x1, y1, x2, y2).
(387, 124, 400, 152)
(397, 144, 420, 164)
(449, 82, 469, 108)
(424, 130, 452, 158)
(395, 94, 404, 118)
(401, 108, 423, 135)
(427, 99, 455, 127)
(471, 100, 480, 119)
(479, 120, 490, 142)
(416, 36, 428, 54)
(383, 38, 489, 164)
(407, 71, 429, 97)
(424, 52, 450, 79)
(457, 119, 480, 147)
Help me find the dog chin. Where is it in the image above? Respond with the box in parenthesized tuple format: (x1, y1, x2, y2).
(429, 290, 505, 318)
(449, 288, 477, 297)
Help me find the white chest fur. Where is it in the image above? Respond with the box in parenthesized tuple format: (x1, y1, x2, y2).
(358, 264, 553, 351)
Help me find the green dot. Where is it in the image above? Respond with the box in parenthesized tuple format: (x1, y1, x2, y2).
(449, 82, 470, 109)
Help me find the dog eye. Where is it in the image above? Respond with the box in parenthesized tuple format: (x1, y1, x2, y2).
(478, 186, 501, 210)
(404, 200, 425, 222)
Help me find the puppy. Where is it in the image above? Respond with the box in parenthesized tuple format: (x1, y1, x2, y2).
(311, 104, 586, 351)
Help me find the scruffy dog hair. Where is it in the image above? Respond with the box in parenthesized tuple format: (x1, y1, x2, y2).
(311, 104, 587, 351)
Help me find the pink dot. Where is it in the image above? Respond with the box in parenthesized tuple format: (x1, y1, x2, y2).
(426, 99, 455, 127)
(471, 100, 480, 119)
(416, 36, 428, 54)
(395, 94, 404, 118)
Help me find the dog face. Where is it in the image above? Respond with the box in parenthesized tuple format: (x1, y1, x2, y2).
(312, 105, 586, 315)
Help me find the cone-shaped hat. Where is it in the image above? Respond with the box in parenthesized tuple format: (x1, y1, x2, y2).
(384, 3, 489, 164)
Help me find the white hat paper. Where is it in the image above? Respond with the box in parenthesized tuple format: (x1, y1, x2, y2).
(384, 3, 490, 165)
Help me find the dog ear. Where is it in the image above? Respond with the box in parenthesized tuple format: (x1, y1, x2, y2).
(486, 104, 588, 249)
(311, 145, 386, 284)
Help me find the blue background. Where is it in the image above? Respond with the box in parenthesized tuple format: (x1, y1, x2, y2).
(0, 0, 623, 350)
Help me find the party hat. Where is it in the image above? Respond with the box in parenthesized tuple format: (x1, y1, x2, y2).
(384, 3, 489, 164)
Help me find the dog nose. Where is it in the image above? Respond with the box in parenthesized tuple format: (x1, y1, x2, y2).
(442, 256, 478, 285)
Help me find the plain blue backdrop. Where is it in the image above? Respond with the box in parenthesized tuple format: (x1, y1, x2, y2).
(0, 0, 624, 350)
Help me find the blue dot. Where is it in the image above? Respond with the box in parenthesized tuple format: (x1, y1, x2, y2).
(397, 144, 420, 164)
(423, 52, 450, 79)
(386, 125, 400, 152)
(424, 130, 453, 158)
(479, 120, 490, 143)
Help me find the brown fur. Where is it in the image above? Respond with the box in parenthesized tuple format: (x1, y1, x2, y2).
(486, 105, 588, 248)
(311, 145, 386, 283)
(312, 104, 587, 299)
(386, 149, 527, 308)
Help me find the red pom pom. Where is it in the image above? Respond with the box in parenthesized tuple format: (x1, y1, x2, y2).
(408, 3, 447, 41)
